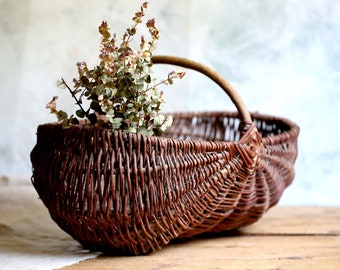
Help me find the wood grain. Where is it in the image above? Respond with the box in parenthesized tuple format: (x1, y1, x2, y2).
(59, 207, 340, 270)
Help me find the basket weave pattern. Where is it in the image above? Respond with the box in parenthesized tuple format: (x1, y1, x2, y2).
(31, 56, 299, 255)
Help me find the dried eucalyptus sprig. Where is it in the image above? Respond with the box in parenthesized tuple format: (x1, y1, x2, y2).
(47, 2, 185, 136)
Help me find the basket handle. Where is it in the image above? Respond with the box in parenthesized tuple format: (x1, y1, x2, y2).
(152, 55, 252, 124)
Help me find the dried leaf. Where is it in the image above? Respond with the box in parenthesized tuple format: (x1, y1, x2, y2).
(76, 109, 85, 118)
(56, 110, 68, 121)
(46, 96, 58, 114)
(56, 80, 66, 89)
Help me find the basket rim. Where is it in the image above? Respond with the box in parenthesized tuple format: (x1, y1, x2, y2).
(169, 110, 299, 129)
(38, 110, 299, 146)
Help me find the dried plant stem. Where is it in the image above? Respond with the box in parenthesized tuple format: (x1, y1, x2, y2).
(61, 78, 88, 117)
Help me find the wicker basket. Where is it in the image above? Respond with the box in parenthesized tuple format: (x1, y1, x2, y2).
(31, 56, 299, 255)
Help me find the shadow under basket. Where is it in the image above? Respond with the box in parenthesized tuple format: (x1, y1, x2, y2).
(31, 56, 299, 255)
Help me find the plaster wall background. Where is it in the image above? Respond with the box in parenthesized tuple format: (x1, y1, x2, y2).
(1, 0, 339, 205)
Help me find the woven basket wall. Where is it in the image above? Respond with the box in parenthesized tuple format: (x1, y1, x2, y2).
(31, 56, 299, 255)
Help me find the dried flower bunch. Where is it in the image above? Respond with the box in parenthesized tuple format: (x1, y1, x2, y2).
(47, 2, 185, 136)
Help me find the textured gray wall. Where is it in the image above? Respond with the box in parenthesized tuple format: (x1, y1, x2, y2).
(1, 1, 339, 205)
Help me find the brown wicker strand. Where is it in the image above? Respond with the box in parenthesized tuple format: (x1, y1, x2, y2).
(31, 56, 299, 255)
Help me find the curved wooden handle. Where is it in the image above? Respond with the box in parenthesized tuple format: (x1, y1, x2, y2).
(152, 55, 252, 123)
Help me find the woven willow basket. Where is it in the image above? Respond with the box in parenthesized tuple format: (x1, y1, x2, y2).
(31, 56, 299, 255)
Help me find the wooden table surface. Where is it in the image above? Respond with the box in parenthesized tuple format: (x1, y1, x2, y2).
(60, 207, 340, 270)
